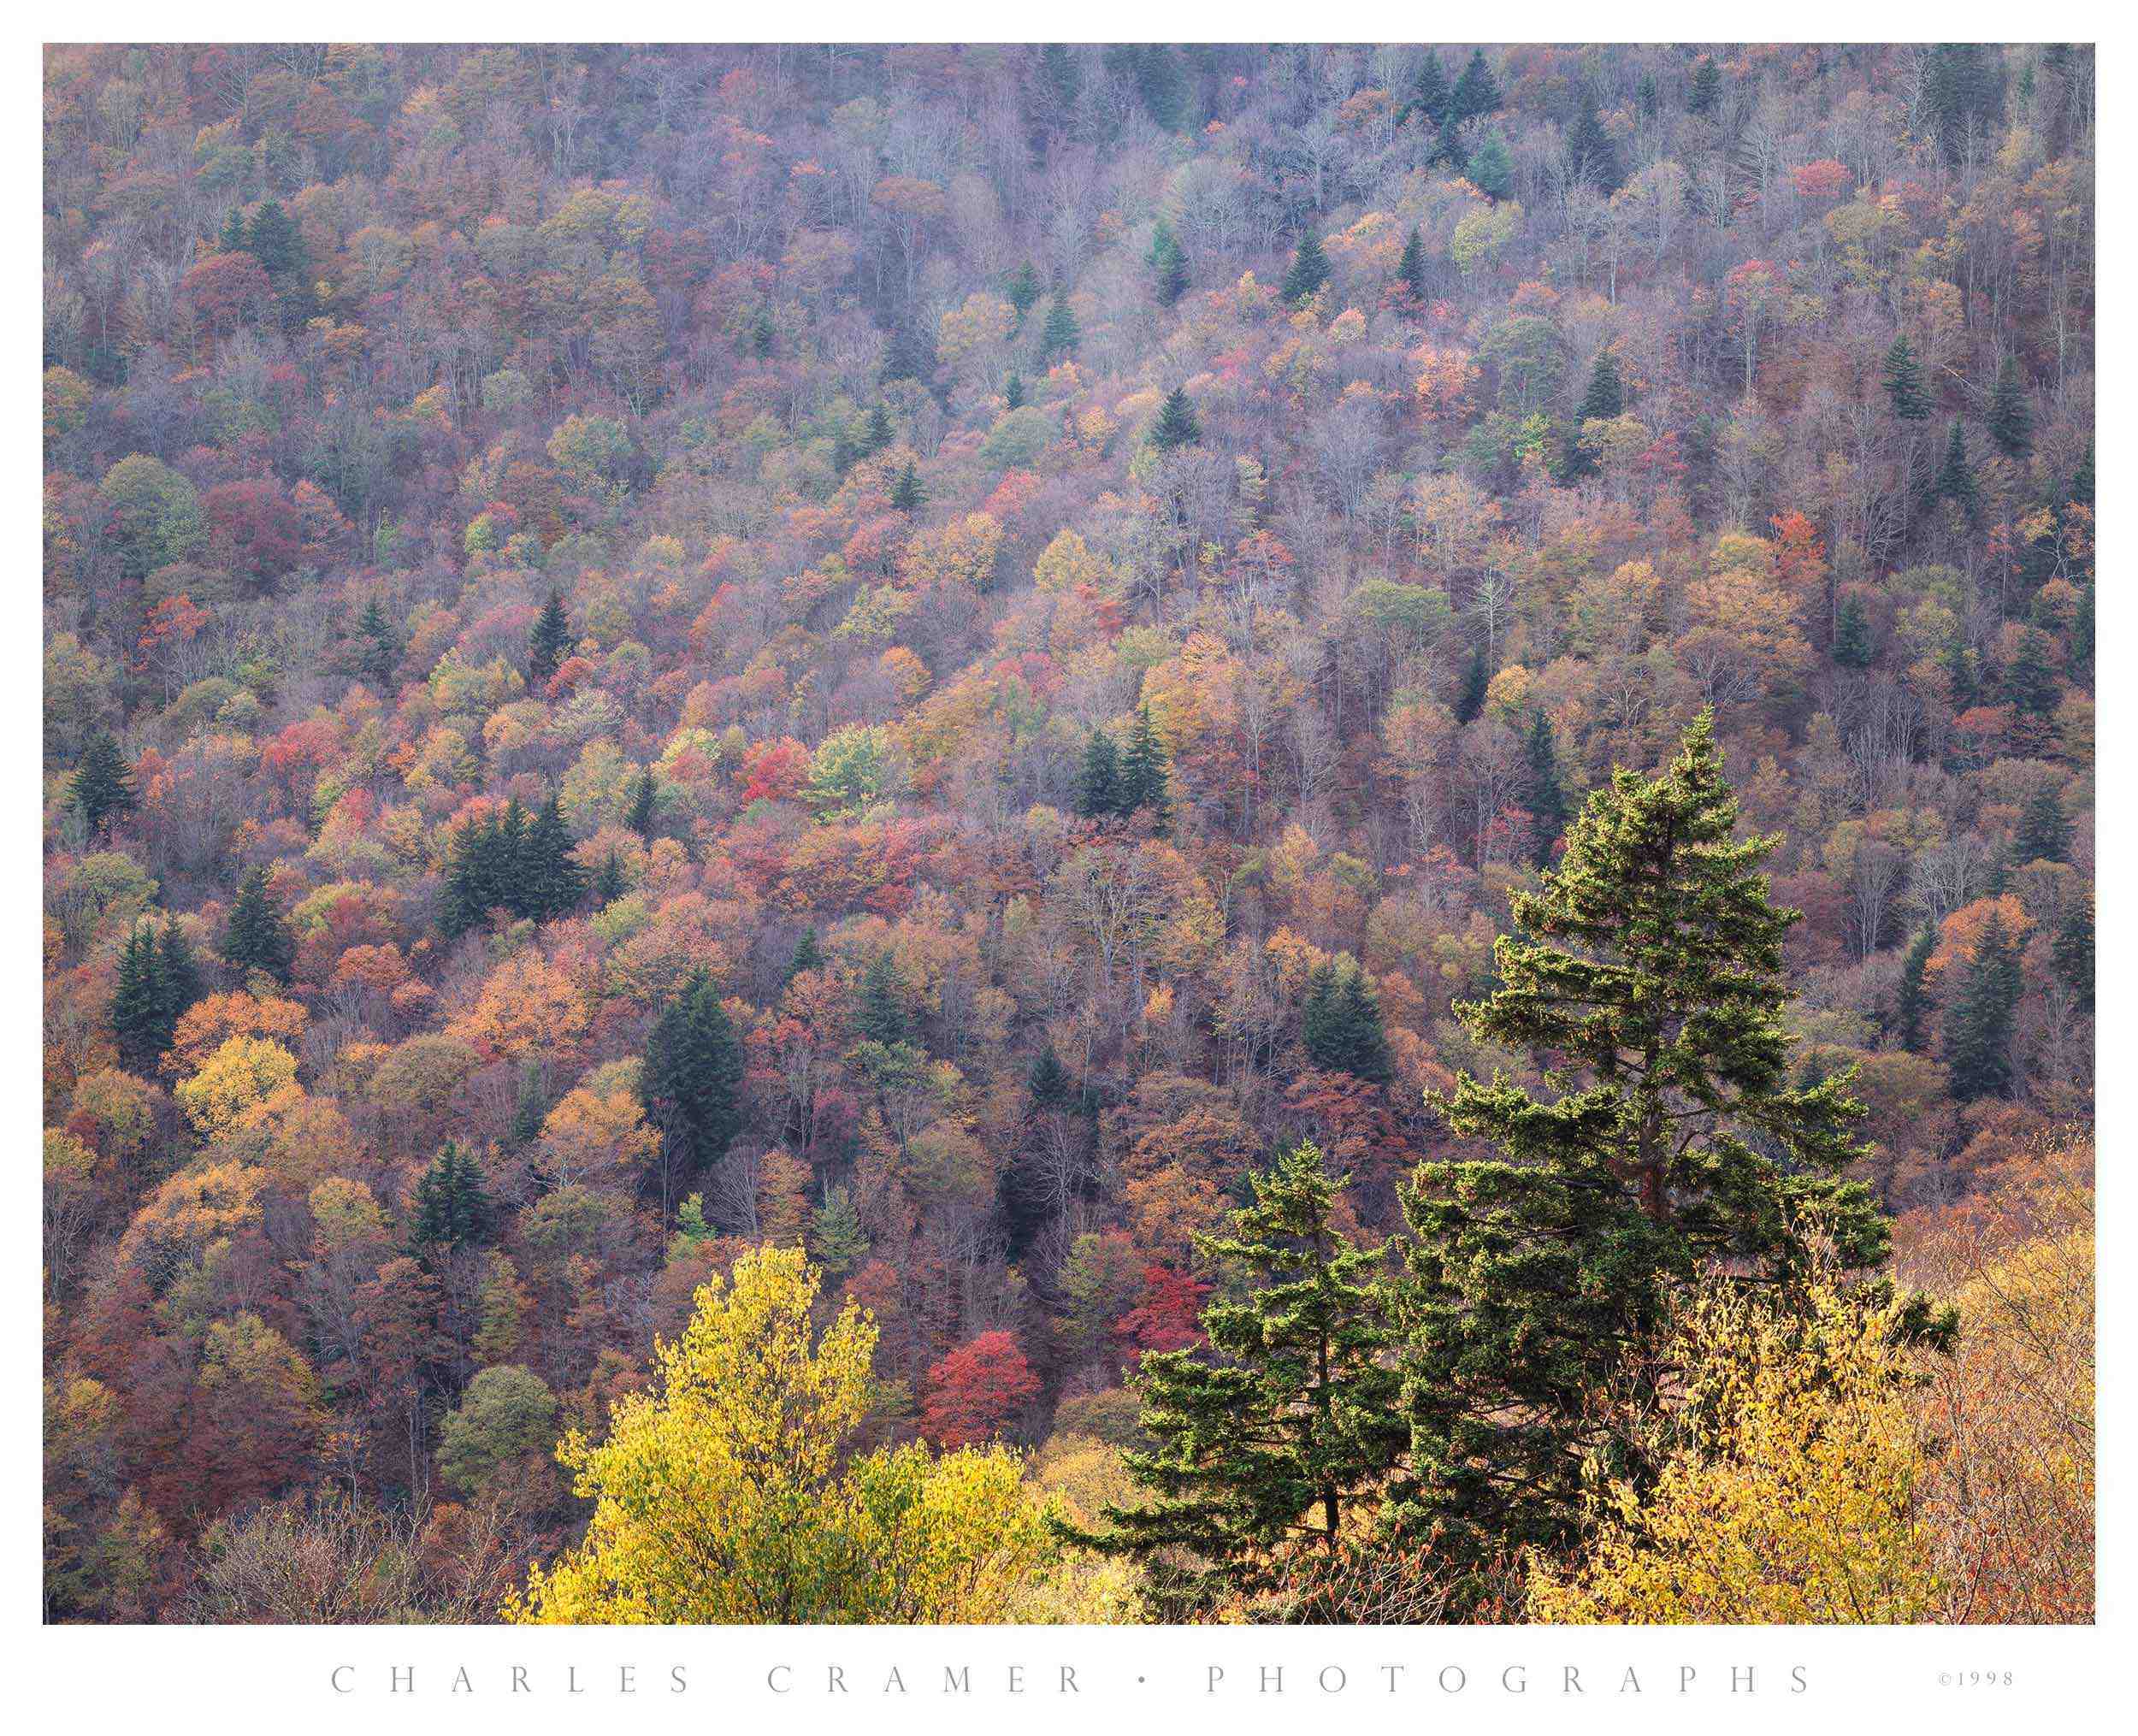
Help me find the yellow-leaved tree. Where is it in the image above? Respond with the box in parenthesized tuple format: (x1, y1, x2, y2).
(507, 1244, 1131, 1623)
(1527, 1251, 1940, 1624)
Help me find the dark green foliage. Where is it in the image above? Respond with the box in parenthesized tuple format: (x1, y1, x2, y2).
(2015, 786, 2070, 865)
(859, 404, 895, 458)
(1577, 348, 1625, 422)
(2052, 896, 2094, 1017)
(627, 769, 659, 840)
(1006, 260, 1042, 322)
(1075, 728, 1123, 818)
(1113, 43, 1189, 132)
(1564, 98, 1622, 193)
(641, 968, 746, 1166)
(222, 866, 293, 985)
(1922, 43, 2005, 166)
(1396, 227, 1428, 302)
(521, 797, 588, 921)
(1832, 593, 1875, 668)
(509, 1066, 546, 1148)
(1895, 924, 1937, 1054)
(1004, 372, 1025, 410)
(592, 849, 626, 909)
(440, 794, 584, 936)
(1883, 335, 1930, 422)
(889, 459, 924, 514)
(811, 1184, 869, 1278)
(1151, 221, 1189, 305)
(1455, 643, 1488, 723)
(1450, 48, 1503, 124)
(155, 922, 204, 1041)
(1945, 915, 2023, 1101)
(1027, 1043, 1072, 1110)
(1409, 52, 1452, 127)
(1687, 55, 1722, 116)
(1150, 386, 1202, 452)
(1396, 715, 1905, 1585)
(110, 924, 166, 1071)
(853, 950, 912, 1047)
(1300, 957, 1392, 1084)
(1060, 1141, 1406, 1609)
(1119, 707, 1173, 830)
(218, 207, 247, 254)
(357, 596, 399, 688)
(1463, 132, 1514, 199)
(1041, 294, 1080, 360)
(71, 731, 137, 839)
(1523, 708, 1568, 865)
(1933, 421, 1978, 511)
(2002, 628, 2059, 717)
(529, 590, 570, 688)
(786, 928, 824, 984)
(748, 304, 775, 359)
(2070, 582, 2094, 680)
(1987, 359, 2033, 458)
(243, 199, 303, 279)
(410, 1141, 491, 1258)
(2070, 440, 2094, 507)
(1280, 230, 1331, 306)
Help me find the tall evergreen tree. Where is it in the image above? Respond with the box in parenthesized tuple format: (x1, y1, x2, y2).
(1149, 386, 1202, 452)
(1576, 348, 1625, 422)
(1150, 221, 1190, 306)
(155, 921, 204, 1040)
(1564, 98, 1622, 193)
(1882, 334, 1930, 422)
(1987, 358, 2034, 458)
(1119, 707, 1173, 830)
(1933, 421, 1978, 511)
(2001, 627, 2059, 717)
(1006, 259, 1042, 323)
(2052, 895, 2094, 1018)
(787, 929, 824, 984)
(110, 924, 165, 1071)
(1300, 958, 1392, 1084)
(889, 460, 924, 514)
(243, 198, 302, 279)
(1075, 728, 1124, 818)
(1831, 593, 1875, 668)
(410, 1141, 492, 1258)
(222, 866, 293, 984)
(1061, 1141, 1406, 1609)
(1454, 643, 1488, 723)
(1027, 1043, 1072, 1110)
(1522, 708, 1569, 865)
(1686, 55, 1722, 116)
(1395, 227, 1428, 303)
(1944, 915, 2022, 1101)
(1409, 52, 1452, 127)
(440, 814, 505, 939)
(1280, 230, 1331, 306)
(810, 1184, 869, 1278)
(357, 596, 399, 688)
(529, 590, 570, 687)
(1040, 294, 1080, 360)
(71, 731, 137, 839)
(522, 795, 588, 921)
(1003, 371, 1026, 410)
(859, 404, 895, 457)
(592, 848, 627, 909)
(627, 769, 659, 840)
(1394, 715, 1917, 1587)
(1894, 923, 1938, 1054)
(1462, 131, 1514, 199)
(2015, 786, 2070, 865)
(1450, 48, 1503, 124)
(853, 950, 912, 1048)
(641, 969, 746, 1167)
(2070, 439, 2094, 507)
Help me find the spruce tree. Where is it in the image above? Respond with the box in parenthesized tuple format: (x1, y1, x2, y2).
(1004, 372, 1026, 410)
(2070, 582, 2094, 681)
(71, 731, 138, 839)
(592, 849, 627, 908)
(410, 1141, 492, 1259)
(2052, 895, 2094, 1017)
(861, 404, 894, 457)
(357, 596, 399, 688)
(1151, 221, 1190, 306)
(1040, 294, 1080, 360)
(155, 921, 204, 1042)
(1882, 335, 1930, 422)
(1280, 230, 1331, 306)
(1007, 259, 1042, 324)
(1462, 132, 1514, 199)
(1450, 48, 1503, 124)
(440, 814, 505, 940)
(2001, 627, 2059, 717)
(1577, 348, 1625, 423)
(1565, 99, 1622, 193)
(2070, 440, 2094, 508)
(223, 866, 293, 984)
(1075, 729, 1124, 819)
(1396, 227, 1428, 303)
(786, 929, 824, 984)
(1119, 707, 1173, 830)
(1395, 714, 1908, 1585)
(627, 769, 659, 840)
(1409, 52, 1452, 127)
(1934, 421, 1978, 511)
(641, 969, 746, 1166)
(1300, 957, 1392, 1084)
(110, 925, 165, 1071)
(1523, 708, 1569, 865)
(1895, 923, 1937, 1054)
(1454, 643, 1488, 723)
(243, 199, 303, 280)
(1987, 358, 2033, 458)
(889, 460, 924, 514)
(529, 590, 570, 687)
(1944, 915, 2022, 1101)
(1831, 593, 1875, 668)
(1027, 1043, 1072, 1110)
(853, 951, 912, 1048)
(1149, 386, 1202, 452)
(810, 1184, 870, 1278)
(218, 206, 248, 255)
(1686, 55, 1722, 116)
(523, 796, 588, 921)
(2015, 786, 2070, 865)
(748, 304, 775, 359)
(1061, 1140, 1406, 1609)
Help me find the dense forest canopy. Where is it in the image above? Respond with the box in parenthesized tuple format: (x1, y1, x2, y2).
(42, 42, 2092, 1623)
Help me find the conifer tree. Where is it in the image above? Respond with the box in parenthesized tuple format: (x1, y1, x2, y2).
(1075, 729, 1124, 819)
(71, 731, 137, 839)
(1409, 52, 1452, 127)
(2015, 787, 2070, 865)
(1396, 227, 1428, 303)
(243, 199, 302, 279)
(410, 1141, 492, 1259)
(1003, 372, 1025, 410)
(1463, 131, 1513, 198)
(1944, 915, 2022, 1101)
(853, 951, 912, 1047)
(1040, 294, 1080, 360)
(592, 849, 626, 908)
(889, 460, 924, 515)
(1831, 593, 1875, 668)
(1987, 358, 2033, 458)
(1027, 1043, 1072, 1110)
(627, 770, 659, 841)
(1933, 421, 1978, 511)
(2052, 895, 2094, 1017)
(1450, 48, 1503, 124)
(1395, 715, 1908, 1585)
(1686, 55, 1722, 116)
(523, 796, 588, 921)
(860, 404, 894, 457)
(1062, 1141, 1406, 1608)
(357, 596, 399, 688)
(1455, 643, 1488, 723)
(1149, 387, 1202, 452)
(787, 929, 824, 984)
(222, 866, 293, 984)
(1006, 259, 1042, 323)
(217, 206, 247, 255)
(748, 304, 775, 358)
(1300, 957, 1393, 1084)
(529, 590, 570, 688)
(1577, 348, 1625, 423)
(642, 969, 746, 1167)
(1151, 221, 1190, 306)
(1882, 335, 1930, 421)
(2070, 440, 2094, 507)
(810, 1184, 869, 1278)
(1565, 99, 1622, 193)
(1280, 230, 1331, 306)
(2070, 582, 2094, 680)
(1894, 924, 1937, 1054)
(110, 925, 165, 1071)
(1523, 708, 1569, 865)
(155, 921, 204, 1041)
(441, 814, 505, 940)
(1119, 707, 1173, 830)
(2001, 627, 2059, 717)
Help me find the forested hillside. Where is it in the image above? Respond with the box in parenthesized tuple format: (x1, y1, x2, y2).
(43, 43, 2093, 1622)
